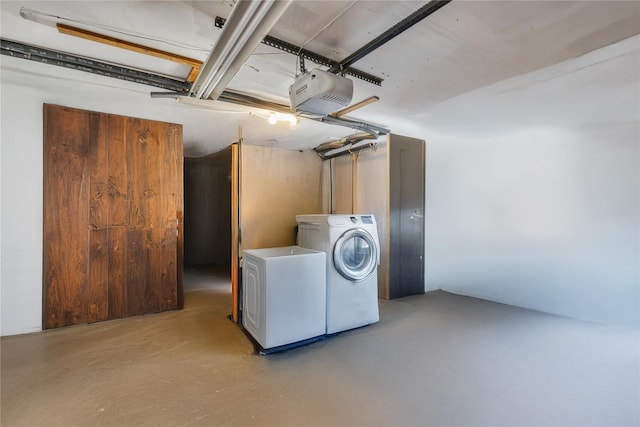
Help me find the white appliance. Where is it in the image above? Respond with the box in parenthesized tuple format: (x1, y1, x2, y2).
(296, 214, 380, 334)
(242, 246, 326, 350)
(289, 69, 353, 115)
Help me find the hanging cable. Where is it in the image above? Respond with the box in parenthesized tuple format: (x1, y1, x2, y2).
(294, 0, 358, 76)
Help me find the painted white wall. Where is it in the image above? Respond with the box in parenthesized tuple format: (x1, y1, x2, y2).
(0, 65, 176, 335)
(1, 83, 44, 335)
(0, 61, 235, 335)
(0, 70, 170, 335)
(422, 36, 640, 327)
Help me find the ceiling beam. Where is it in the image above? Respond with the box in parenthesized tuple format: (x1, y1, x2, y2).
(1, 38, 190, 92)
(327, 0, 452, 74)
(214, 16, 383, 86)
(56, 23, 203, 82)
(330, 96, 379, 118)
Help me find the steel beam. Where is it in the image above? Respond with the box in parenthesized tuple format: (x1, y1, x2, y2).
(327, 0, 452, 73)
(214, 16, 383, 86)
(1, 39, 191, 92)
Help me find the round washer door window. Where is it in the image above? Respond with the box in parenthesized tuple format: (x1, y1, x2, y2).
(333, 228, 378, 282)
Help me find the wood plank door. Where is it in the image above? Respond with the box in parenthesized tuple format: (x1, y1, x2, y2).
(43, 104, 183, 329)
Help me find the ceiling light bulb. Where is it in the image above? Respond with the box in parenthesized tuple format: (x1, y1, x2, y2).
(268, 112, 298, 127)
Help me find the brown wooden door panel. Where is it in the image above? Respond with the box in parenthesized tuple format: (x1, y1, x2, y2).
(107, 115, 129, 227)
(88, 113, 109, 229)
(145, 227, 164, 314)
(161, 227, 178, 311)
(108, 226, 127, 319)
(43, 103, 92, 329)
(88, 228, 109, 323)
(43, 104, 183, 329)
(173, 125, 184, 310)
(125, 227, 146, 317)
(43, 178, 91, 328)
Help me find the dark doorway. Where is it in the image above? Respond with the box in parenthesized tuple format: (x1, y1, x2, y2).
(184, 147, 232, 272)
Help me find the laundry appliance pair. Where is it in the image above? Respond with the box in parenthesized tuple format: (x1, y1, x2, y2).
(242, 214, 380, 353)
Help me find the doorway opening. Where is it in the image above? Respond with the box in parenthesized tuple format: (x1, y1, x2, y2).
(183, 147, 233, 302)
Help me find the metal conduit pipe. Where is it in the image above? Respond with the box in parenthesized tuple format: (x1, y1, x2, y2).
(351, 151, 359, 213)
(191, 0, 292, 100)
(319, 139, 377, 160)
(207, 1, 292, 100)
(150, 90, 389, 138)
(218, 91, 291, 114)
(191, 0, 263, 98)
(314, 133, 376, 153)
(318, 114, 388, 136)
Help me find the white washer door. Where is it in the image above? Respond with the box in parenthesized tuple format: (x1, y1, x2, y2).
(333, 228, 378, 282)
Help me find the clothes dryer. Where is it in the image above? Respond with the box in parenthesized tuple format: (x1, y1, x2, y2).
(296, 214, 380, 334)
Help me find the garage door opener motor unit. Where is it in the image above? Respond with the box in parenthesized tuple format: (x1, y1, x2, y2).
(289, 68, 353, 115)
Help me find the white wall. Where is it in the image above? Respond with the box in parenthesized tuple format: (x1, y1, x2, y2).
(0, 68, 187, 335)
(0, 60, 239, 335)
(423, 36, 639, 327)
(1, 83, 44, 336)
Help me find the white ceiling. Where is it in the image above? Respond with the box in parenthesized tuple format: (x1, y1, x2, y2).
(1, 1, 639, 156)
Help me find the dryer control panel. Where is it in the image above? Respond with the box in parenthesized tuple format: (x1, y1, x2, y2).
(349, 215, 373, 225)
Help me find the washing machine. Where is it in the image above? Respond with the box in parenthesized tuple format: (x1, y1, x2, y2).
(296, 214, 380, 334)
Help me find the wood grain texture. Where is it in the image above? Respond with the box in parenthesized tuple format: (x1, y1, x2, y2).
(43, 105, 91, 329)
(88, 229, 109, 322)
(176, 210, 184, 310)
(174, 124, 184, 310)
(160, 124, 181, 311)
(107, 115, 129, 227)
(43, 104, 183, 328)
(89, 113, 108, 229)
(144, 227, 163, 315)
(126, 227, 146, 317)
(108, 226, 127, 319)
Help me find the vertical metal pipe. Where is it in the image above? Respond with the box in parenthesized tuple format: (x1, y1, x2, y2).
(352, 151, 359, 214)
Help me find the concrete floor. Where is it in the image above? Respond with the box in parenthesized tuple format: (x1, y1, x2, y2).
(1, 266, 638, 426)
